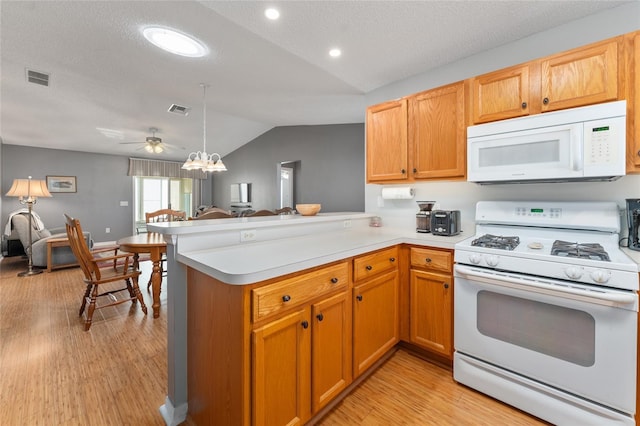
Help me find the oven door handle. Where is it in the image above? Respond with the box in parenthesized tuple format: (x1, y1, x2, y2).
(455, 265, 637, 307)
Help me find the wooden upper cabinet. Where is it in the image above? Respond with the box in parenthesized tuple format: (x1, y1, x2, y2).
(540, 38, 619, 112)
(471, 64, 531, 124)
(366, 99, 408, 182)
(409, 82, 466, 179)
(628, 31, 640, 171)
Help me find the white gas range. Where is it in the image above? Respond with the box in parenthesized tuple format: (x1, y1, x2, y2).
(453, 201, 639, 425)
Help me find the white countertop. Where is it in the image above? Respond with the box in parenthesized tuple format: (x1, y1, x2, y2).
(177, 226, 470, 285)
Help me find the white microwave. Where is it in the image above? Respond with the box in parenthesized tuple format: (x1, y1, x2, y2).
(467, 100, 626, 184)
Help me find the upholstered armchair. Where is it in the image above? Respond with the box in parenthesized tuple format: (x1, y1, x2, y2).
(8, 213, 92, 270)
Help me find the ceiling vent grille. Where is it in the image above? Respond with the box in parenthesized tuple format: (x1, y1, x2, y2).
(26, 69, 50, 87)
(168, 104, 191, 115)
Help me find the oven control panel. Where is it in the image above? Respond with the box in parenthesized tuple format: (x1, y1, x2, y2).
(514, 207, 562, 218)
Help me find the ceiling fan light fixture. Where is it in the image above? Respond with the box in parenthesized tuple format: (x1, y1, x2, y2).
(142, 26, 208, 58)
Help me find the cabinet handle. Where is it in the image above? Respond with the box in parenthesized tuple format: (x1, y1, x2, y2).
(331, 277, 339, 284)
(366, 265, 373, 271)
(637, 150, 640, 158)
(389, 257, 395, 262)
(356, 295, 363, 302)
(316, 313, 324, 322)
(543, 97, 549, 105)
(401, 169, 406, 174)
(413, 168, 417, 173)
(521, 101, 527, 109)
(425, 258, 432, 263)
(301, 321, 309, 329)
(444, 283, 449, 289)
(282, 295, 291, 302)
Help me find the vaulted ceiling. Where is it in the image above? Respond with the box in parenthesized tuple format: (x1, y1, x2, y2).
(0, 1, 630, 161)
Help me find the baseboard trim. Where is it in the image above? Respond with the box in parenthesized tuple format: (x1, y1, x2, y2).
(159, 396, 187, 426)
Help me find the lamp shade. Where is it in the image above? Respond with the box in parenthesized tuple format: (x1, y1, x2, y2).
(6, 178, 52, 198)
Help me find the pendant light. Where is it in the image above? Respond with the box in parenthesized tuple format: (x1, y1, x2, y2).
(182, 83, 227, 172)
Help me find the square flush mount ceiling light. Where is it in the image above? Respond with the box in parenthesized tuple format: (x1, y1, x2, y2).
(142, 26, 208, 58)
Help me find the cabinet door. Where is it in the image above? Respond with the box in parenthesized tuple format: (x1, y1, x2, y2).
(311, 291, 351, 413)
(471, 64, 531, 123)
(540, 39, 619, 112)
(252, 309, 311, 426)
(366, 99, 408, 182)
(409, 82, 466, 179)
(353, 270, 399, 377)
(410, 270, 453, 358)
(630, 32, 640, 170)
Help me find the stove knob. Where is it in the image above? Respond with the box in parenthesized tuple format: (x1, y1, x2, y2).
(590, 269, 611, 284)
(469, 254, 482, 265)
(486, 255, 499, 267)
(564, 266, 583, 280)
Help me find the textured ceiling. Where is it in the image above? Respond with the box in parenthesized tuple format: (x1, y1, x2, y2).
(0, 1, 630, 161)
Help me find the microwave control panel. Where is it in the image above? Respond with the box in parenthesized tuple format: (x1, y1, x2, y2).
(583, 116, 625, 174)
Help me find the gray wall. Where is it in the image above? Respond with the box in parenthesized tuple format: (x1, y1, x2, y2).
(1, 145, 134, 242)
(211, 124, 365, 212)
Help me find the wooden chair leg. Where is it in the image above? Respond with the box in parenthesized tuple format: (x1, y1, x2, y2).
(79, 284, 92, 316)
(132, 276, 148, 315)
(84, 286, 98, 331)
(125, 278, 137, 303)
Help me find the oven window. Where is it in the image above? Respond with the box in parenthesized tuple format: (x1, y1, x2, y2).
(477, 291, 595, 367)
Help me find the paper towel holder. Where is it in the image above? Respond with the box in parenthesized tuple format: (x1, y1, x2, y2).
(381, 186, 415, 200)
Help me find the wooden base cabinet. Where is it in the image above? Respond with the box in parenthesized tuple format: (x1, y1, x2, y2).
(353, 270, 399, 377)
(408, 247, 454, 360)
(253, 309, 311, 426)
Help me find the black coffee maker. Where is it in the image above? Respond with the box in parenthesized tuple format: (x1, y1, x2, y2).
(626, 199, 640, 251)
(416, 201, 435, 233)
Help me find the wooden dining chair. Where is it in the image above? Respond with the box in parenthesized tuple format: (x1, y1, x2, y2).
(64, 214, 147, 331)
(275, 207, 294, 215)
(143, 209, 185, 289)
(145, 208, 186, 223)
(248, 209, 277, 217)
(192, 211, 234, 220)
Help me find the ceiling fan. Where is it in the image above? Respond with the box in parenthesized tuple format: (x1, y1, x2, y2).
(120, 127, 183, 154)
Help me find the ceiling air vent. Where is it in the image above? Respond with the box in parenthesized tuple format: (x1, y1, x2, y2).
(26, 69, 50, 87)
(168, 104, 191, 115)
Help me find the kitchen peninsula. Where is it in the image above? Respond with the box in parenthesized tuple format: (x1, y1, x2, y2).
(148, 213, 469, 425)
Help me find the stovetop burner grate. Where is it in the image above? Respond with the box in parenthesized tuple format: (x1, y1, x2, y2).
(471, 234, 520, 251)
(550, 240, 610, 261)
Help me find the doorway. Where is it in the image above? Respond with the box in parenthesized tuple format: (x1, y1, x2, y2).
(278, 161, 300, 209)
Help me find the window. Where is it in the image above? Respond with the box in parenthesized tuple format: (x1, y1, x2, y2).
(134, 176, 193, 227)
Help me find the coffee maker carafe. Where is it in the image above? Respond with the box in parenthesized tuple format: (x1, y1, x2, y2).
(627, 199, 640, 251)
(416, 201, 435, 233)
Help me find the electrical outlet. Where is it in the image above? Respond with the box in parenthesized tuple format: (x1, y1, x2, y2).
(343, 219, 351, 228)
(105, 227, 111, 233)
(241, 229, 257, 242)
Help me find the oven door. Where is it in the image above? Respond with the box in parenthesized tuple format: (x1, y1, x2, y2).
(454, 264, 637, 415)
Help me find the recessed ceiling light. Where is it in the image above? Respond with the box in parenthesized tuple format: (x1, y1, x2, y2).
(265, 8, 280, 20)
(142, 26, 208, 58)
(329, 48, 342, 58)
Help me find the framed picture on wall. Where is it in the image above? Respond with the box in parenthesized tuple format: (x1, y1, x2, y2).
(46, 175, 77, 193)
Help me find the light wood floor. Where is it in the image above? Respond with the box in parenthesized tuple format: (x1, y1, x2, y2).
(0, 255, 548, 425)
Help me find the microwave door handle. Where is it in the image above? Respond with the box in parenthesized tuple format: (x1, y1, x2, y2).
(571, 128, 583, 171)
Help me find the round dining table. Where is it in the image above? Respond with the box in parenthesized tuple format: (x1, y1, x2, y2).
(117, 232, 167, 318)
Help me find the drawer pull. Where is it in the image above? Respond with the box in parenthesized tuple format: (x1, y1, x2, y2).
(301, 320, 309, 329)
(389, 257, 395, 262)
(521, 101, 527, 109)
(543, 97, 549, 105)
(282, 295, 291, 302)
(425, 258, 432, 263)
(356, 295, 363, 302)
(366, 265, 373, 271)
(331, 277, 339, 284)
(316, 313, 324, 322)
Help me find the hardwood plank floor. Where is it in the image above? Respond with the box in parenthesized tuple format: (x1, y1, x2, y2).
(1, 255, 547, 425)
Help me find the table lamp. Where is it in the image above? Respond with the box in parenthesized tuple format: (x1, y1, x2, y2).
(6, 176, 52, 276)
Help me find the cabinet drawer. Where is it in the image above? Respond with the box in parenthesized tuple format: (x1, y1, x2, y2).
(353, 247, 398, 282)
(252, 262, 349, 322)
(410, 247, 452, 273)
